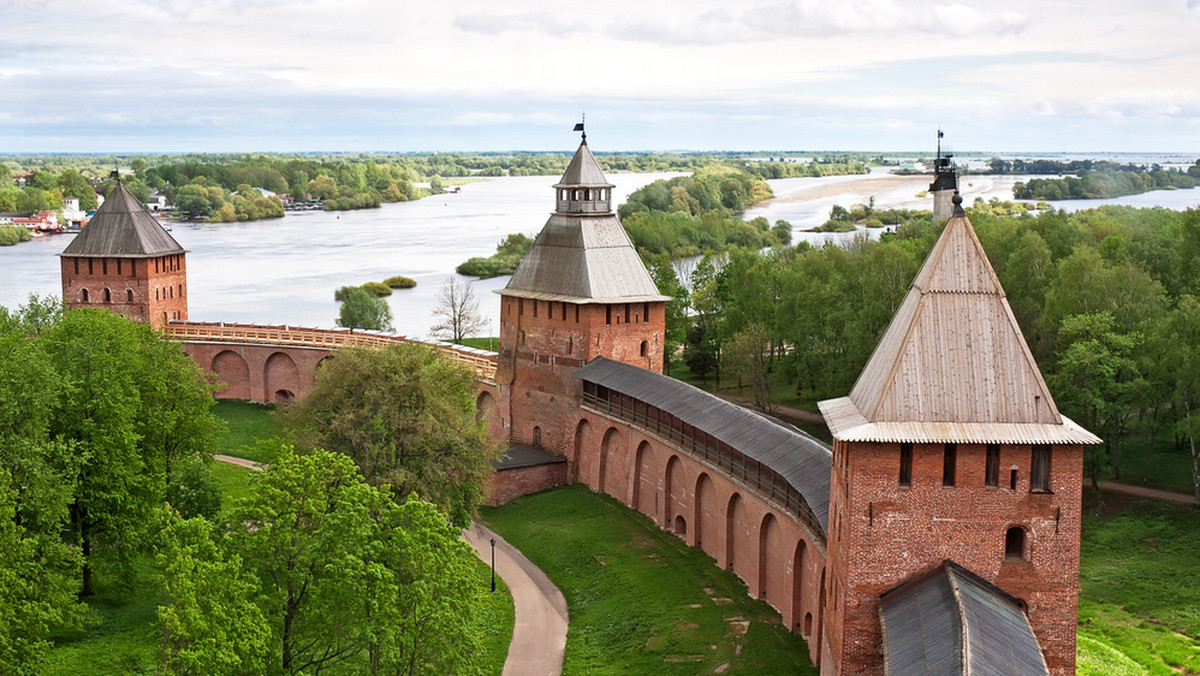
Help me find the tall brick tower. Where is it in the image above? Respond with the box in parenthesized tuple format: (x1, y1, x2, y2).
(817, 196, 1100, 675)
(60, 180, 189, 326)
(496, 131, 670, 454)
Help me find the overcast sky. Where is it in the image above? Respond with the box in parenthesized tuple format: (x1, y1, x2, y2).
(3, 0, 1200, 154)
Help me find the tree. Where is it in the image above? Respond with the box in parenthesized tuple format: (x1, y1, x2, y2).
(721, 323, 775, 413)
(337, 287, 394, 333)
(223, 447, 485, 675)
(154, 509, 270, 675)
(280, 344, 503, 527)
(430, 276, 486, 342)
(648, 253, 689, 374)
(1158, 295, 1200, 504)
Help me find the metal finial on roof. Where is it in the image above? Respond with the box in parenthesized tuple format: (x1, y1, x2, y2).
(110, 168, 121, 183)
(937, 128, 944, 159)
(951, 193, 965, 216)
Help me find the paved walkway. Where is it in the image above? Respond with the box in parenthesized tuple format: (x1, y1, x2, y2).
(1097, 480, 1197, 505)
(213, 454, 570, 674)
(463, 522, 569, 676)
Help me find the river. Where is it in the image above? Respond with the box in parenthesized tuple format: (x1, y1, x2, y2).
(4, 168, 1199, 337)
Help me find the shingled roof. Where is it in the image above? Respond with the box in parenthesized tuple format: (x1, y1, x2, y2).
(60, 182, 186, 259)
(499, 140, 670, 305)
(880, 561, 1049, 676)
(818, 199, 1100, 446)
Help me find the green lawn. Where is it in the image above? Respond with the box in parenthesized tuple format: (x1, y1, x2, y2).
(210, 457, 256, 508)
(212, 399, 284, 463)
(1077, 491, 1200, 674)
(454, 336, 500, 352)
(481, 484, 817, 675)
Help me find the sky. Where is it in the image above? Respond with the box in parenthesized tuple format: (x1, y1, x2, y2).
(3, 0, 1200, 154)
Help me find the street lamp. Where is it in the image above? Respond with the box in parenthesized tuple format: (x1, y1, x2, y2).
(490, 537, 496, 593)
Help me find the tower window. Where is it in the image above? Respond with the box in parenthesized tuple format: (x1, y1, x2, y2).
(518, 298, 524, 316)
(644, 302, 650, 322)
(985, 444, 1000, 487)
(625, 303, 631, 324)
(561, 303, 566, 321)
(103, 288, 111, 303)
(606, 305, 612, 325)
(102, 259, 108, 274)
(533, 301, 538, 318)
(575, 305, 580, 323)
(73, 259, 79, 274)
(942, 444, 956, 487)
(178, 283, 183, 297)
(88, 259, 94, 274)
(81, 288, 88, 302)
(899, 443, 912, 487)
(117, 259, 122, 275)
(1005, 527, 1027, 560)
(130, 260, 135, 276)
(1010, 468, 1019, 490)
(1030, 445, 1052, 492)
(640, 340, 648, 357)
(126, 289, 133, 303)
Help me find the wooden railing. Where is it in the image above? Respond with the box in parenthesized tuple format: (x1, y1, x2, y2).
(167, 321, 498, 383)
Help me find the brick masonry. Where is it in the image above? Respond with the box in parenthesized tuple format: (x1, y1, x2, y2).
(485, 461, 568, 506)
(61, 253, 188, 326)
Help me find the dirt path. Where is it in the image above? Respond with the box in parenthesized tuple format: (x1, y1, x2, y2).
(1097, 480, 1197, 506)
(213, 453, 266, 470)
(463, 522, 569, 676)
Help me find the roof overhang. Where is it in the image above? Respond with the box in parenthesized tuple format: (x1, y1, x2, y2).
(819, 396, 1103, 445)
(494, 288, 672, 304)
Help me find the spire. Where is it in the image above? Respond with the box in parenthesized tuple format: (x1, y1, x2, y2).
(818, 207, 1101, 445)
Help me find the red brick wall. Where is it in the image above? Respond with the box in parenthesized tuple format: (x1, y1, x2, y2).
(822, 440, 1082, 676)
(182, 342, 330, 403)
(571, 409, 828, 664)
(485, 461, 568, 506)
(61, 253, 187, 326)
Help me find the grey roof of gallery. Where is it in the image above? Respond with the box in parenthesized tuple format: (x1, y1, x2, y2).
(880, 561, 1049, 676)
(555, 140, 613, 187)
(60, 182, 186, 258)
(818, 202, 1101, 446)
(495, 444, 566, 470)
(576, 357, 831, 533)
(499, 140, 671, 304)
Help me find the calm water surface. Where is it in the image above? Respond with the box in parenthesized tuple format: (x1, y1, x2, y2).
(0, 173, 680, 338)
(5, 168, 1198, 336)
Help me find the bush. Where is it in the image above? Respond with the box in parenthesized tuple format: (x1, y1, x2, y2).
(456, 257, 514, 278)
(334, 285, 359, 302)
(0, 225, 32, 246)
(165, 458, 222, 520)
(383, 275, 416, 289)
(360, 281, 393, 297)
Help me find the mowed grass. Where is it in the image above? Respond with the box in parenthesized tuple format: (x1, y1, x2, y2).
(1077, 491, 1200, 674)
(481, 484, 816, 675)
(212, 399, 284, 463)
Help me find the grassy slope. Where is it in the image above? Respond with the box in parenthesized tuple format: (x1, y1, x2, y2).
(212, 399, 284, 463)
(1077, 491, 1200, 674)
(482, 484, 816, 675)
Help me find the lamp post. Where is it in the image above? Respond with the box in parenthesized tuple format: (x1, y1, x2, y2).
(490, 537, 496, 592)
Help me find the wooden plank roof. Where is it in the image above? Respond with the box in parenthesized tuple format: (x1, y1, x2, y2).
(499, 141, 670, 304)
(60, 182, 186, 259)
(820, 200, 1101, 446)
(880, 561, 1050, 676)
(576, 357, 832, 533)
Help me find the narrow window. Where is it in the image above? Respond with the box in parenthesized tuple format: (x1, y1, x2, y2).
(88, 259, 94, 274)
(130, 260, 135, 276)
(1005, 527, 1026, 560)
(985, 444, 1000, 487)
(899, 443, 913, 487)
(81, 288, 88, 302)
(533, 301, 538, 318)
(625, 303, 630, 324)
(518, 298, 524, 316)
(640, 340, 648, 357)
(178, 283, 183, 297)
(102, 259, 108, 274)
(644, 302, 650, 322)
(117, 259, 122, 275)
(942, 443, 956, 487)
(103, 288, 111, 303)
(1010, 468, 1018, 490)
(533, 426, 542, 446)
(1030, 445, 1051, 492)
(561, 303, 566, 321)
(73, 259, 79, 274)
(575, 305, 580, 323)
(606, 305, 612, 325)
(126, 289, 133, 303)
(156, 288, 160, 300)
(155, 259, 159, 273)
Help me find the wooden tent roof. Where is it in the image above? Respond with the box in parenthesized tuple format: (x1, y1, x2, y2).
(819, 200, 1101, 445)
(60, 182, 186, 259)
(499, 140, 670, 305)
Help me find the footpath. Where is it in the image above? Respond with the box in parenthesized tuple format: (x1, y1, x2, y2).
(214, 454, 569, 675)
(1096, 480, 1196, 506)
(463, 522, 568, 676)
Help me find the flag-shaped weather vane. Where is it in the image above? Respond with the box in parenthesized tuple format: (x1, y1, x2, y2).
(574, 114, 586, 143)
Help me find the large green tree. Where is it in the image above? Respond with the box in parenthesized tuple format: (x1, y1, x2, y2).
(338, 286, 394, 333)
(281, 344, 502, 527)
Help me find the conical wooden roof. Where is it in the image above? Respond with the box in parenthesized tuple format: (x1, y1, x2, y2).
(499, 140, 669, 305)
(61, 182, 186, 258)
(819, 200, 1100, 445)
(555, 140, 613, 188)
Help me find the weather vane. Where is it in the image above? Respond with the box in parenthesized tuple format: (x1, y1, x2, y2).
(573, 113, 586, 143)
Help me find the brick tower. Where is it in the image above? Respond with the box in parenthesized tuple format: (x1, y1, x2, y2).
(817, 196, 1100, 675)
(496, 131, 670, 454)
(60, 180, 189, 326)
